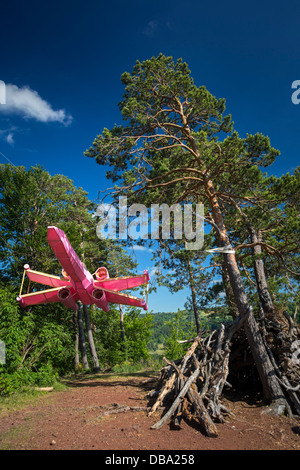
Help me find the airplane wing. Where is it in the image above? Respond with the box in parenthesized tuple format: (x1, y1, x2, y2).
(95, 271, 149, 292)
(17, 287, 63, 308)
(17, 286, 78, 311)
(101, 288, 148, 310)
(25, 268, 71, 288)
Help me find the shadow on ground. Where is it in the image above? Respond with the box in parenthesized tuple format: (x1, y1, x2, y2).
(61, 371, 160, 391)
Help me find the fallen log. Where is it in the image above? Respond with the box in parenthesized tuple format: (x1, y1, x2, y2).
(34, 387, 53, 392)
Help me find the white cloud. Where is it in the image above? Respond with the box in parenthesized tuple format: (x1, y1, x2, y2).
(139, 266, 159, 278)
(0, 83, 72, 125)
(149, 266, 159, 278)
(136, 266, 158, 278)
(0, 126, 17, 146)
(132, 245, 153, 253)
(6, 132, 14, 145)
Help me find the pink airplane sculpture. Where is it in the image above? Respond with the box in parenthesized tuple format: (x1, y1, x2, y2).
(17, 226, 149, 312)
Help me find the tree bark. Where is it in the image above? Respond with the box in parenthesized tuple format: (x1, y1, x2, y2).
(73, 311, 80, 370)
(187, 257, 201, 333)
(187, 386, 218, 437)
(77, 303, 89, 370)
(119, 305, 128, 360)
(221, 266, 239, 319)
(83, 305, 100, 372)
(204, 178, 288, 409)
(172, 118, 289, 411)
(151, 367, 201, 430)
(251, 228, 275, 316)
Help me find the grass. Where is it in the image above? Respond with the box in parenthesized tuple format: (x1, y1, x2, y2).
(149, 343, 165, 357)
(0, 381, 67, 417)
(0, 423, 31, 450)
(112, 358, 163, 374)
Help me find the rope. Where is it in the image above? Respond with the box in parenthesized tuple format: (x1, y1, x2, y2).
(146, 282, 149, 306)
(19, 269, 26, 296)
(142, 276, 149, 307)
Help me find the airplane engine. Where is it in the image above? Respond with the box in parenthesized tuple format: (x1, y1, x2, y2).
(58, 287, 78, 311)
(61, 269, 71, 280)
(95, 267, 109, 280)
(92, 288, 109, 312)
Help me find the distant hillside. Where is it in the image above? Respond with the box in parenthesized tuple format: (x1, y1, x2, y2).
(144, 308, 232, 353)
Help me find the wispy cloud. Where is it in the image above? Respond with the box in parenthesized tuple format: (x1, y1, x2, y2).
(142, 19, 173, 37)
(132, 245, 153, 253)
(149, 266, 159, 277)
(142, 20, 159, 37)
(0, 83, 72, 126)
(0, 125, 17, 146)
(6, 132, 14, 145)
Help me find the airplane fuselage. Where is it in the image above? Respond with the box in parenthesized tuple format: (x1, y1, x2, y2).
(17, 226, 149, 312)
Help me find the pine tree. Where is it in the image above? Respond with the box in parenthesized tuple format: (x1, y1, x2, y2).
(85, 54, 299, 413)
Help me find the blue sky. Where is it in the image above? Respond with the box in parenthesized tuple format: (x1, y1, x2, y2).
(1, 0, 299, 312)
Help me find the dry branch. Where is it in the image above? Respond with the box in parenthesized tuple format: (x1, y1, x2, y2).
(148, 326, 233, 436)
(151, 367, 201, 430)
(147, 310, 300, 437)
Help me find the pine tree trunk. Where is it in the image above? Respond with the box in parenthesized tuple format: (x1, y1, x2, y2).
(226, 246, 288, 410)
(77, 303, 89, 370)
(83, 305, 100, 372)
(119, 305, 128, 360)
(73, 311, 80, 370)
(251, 228, 275, 316)
(221, 266, 239, 319)
(187, 257, 201, 333)
(204, 179, 288, 411)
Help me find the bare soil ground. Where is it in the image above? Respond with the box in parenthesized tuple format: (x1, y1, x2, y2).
(0, 372, 300, 451)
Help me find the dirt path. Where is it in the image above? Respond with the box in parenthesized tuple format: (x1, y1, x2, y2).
(0, 372, 300, 451)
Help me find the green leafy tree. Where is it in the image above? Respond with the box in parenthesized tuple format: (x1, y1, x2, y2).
(0, 282, 74, 395)
(158, 239, 214, 333)
(91, 305, 125, 366)
(123, 308, 153, 362)
(0, 164, 95, 281)
(89, 306, 153, 367)
(164, 309, 190, 360)
(217, 168, 299, 318)
(0, 164, 141, 386)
